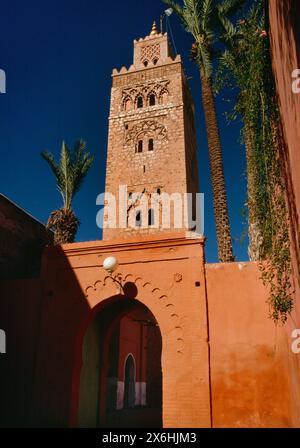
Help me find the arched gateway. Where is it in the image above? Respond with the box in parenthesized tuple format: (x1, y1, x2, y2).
(77, 297, 162, 428)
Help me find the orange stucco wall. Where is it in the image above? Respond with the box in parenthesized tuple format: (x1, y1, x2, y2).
(206, 262, 298, 427)
(33, 232, 211, 428)
(1, 233, 299, 427)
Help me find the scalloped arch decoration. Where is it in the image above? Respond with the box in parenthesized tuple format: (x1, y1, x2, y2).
(84, 273, 184, 353)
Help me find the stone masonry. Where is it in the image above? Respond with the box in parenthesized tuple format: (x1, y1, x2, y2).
(103, 23, 199, 240)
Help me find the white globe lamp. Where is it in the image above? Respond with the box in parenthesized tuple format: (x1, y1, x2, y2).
(103, 256, 119, 274)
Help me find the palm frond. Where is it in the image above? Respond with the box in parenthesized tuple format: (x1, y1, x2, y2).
(41, 139, 94, 211)
(73, 139, 86, 165)
(200, 0, 213, 30)
(72, 151, 94, 196)
(218, 14, 237, 41)
(41, 150, 66, 204)
(218, 0, 245, 16)
(59, 141, 73, 209)
(40, 151, 61, 180)
(219, 49, 235, 68)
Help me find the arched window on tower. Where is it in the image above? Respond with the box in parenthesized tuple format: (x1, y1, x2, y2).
(136, 211, 142, 227)
(148, 208, 155, 226)
(149, 94, 156, 106)
(135, 140, 143, 153)
(137, 96, 143, 109)
(124, 355, 136, 408)
(148, 138, 154, 151)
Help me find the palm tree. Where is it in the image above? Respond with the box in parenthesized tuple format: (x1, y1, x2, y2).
(164, 0, 244, 262)
(216, 1, 293, 321)
(216, 0, 264, 260)
(41, 139, 94, 245)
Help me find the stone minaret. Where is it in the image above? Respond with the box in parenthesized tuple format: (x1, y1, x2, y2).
(103, 22, 199, 240)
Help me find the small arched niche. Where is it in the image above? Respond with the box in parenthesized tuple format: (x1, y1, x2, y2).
(148, 93, 156, 107)
(123, 97, 132, 112)
(136, 95, 143, 109)
(160, 90, 168, 105)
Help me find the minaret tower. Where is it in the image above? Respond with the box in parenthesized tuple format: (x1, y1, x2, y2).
(103, 22, 199, 240)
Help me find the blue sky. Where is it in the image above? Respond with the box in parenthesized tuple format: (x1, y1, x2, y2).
(0, 0, 248, 262)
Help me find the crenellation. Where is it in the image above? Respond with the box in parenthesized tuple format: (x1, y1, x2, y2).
(111, 58, 181, 83)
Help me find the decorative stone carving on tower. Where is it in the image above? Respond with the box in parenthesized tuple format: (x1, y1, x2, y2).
(103, 23, 199, 240)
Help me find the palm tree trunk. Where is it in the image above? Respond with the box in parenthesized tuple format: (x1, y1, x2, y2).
(200, 69, 234, 262)
(244, 122, 263, 261)
(47, 208, 79, 244)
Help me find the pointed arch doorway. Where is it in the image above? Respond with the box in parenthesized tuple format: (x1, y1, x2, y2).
(77, 297, 162, 428)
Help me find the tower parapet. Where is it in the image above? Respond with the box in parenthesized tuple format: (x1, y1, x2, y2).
(112, 22, 180, 75)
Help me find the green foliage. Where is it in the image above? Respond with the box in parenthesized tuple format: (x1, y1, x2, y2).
(215, 0, 293, 323)
(163, 0, 244, 78)
(41, 139, 94, 210)
(163, 0, 212, 77)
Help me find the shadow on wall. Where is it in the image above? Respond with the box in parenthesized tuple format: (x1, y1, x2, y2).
(267, 0, 300, 55)
(0, 244, 162, 428)
(0, 194, 52, 280)
(282, 1, 300, 58)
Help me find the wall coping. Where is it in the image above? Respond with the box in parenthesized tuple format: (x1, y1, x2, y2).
(44, 231, 205, 258)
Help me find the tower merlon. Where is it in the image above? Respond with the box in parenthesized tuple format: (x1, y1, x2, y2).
(111, 54, 181, 77)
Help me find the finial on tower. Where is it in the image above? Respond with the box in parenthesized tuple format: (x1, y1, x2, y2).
(150, 21, 158, 36)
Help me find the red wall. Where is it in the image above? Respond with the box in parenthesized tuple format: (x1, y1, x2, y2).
(1, 237, 299, 427)
(0, 279, 43, 426)
(0, 195, 49, 426)
(206, 261, 299, 427)
(269, 0, 300, 425)
(117, 307, 162, 407)
(0, 194, 50, 279)
(118, 310, 147, 384)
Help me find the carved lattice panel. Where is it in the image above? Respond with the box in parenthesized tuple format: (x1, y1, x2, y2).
(124, 120, 168, 146)
(141, 44, 160, 63)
